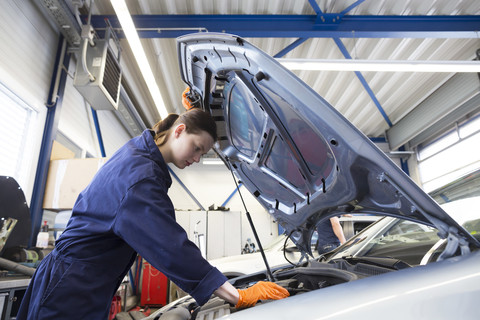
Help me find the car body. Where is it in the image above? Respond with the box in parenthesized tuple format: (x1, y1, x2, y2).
(208, 235, 306, 279)
(209, 214, 379, 278)
(148, 198, 480, 319)
(143, 33, 480, 319)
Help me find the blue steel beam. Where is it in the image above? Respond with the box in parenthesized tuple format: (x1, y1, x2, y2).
(274, 38, 309, 58)
(340, 0, 366, 15)
(91, 108, 106, 157)
(29, 37, 71, 247)
(88, 15, 480, 39)
(308, 0, 365, 16)
(334, 38, 393, 127)
(221, 183, 243, 208)
(308, 0, 322, 14)
(168, 167, 206, 211)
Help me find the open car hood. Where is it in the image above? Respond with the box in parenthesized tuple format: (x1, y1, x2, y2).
(177, 33, 479, 254)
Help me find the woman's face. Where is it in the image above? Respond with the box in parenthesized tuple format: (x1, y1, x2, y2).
(170, 124, 214, 169)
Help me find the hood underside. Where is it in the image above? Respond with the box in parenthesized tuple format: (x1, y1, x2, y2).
(177, 32, 479, 253)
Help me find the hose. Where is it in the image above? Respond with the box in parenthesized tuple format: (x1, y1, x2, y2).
(0, 257, 35, 277)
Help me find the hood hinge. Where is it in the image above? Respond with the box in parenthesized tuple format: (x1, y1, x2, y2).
(437, 227, 471, 261)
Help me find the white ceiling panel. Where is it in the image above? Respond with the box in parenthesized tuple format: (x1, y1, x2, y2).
(87, 0, 480, 146)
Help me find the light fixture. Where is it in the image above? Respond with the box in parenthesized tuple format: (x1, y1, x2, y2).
(202, 158, 224, 165)
(110, 0, 168, 119)
(278, 58, 480, 73)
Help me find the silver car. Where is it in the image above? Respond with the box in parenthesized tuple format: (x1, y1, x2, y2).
(145, 33, 480, 320)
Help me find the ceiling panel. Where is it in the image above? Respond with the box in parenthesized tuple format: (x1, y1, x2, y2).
(90, 0, 480, 144)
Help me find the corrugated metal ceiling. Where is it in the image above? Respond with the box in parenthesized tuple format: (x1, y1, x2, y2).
(91, 0, 480, 144)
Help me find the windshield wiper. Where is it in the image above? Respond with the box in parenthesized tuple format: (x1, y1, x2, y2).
(340, 255, 412, 270)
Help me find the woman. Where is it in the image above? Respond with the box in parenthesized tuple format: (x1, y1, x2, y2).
(18, 109, 288, 319)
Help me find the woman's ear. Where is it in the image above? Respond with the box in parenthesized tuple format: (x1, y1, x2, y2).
(174, 123, 186, 137)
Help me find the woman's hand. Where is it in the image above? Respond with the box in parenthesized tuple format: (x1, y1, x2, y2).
(235, 281, 290, 309)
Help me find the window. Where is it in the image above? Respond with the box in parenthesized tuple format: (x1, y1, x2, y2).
(417, 114, 480, 193)
(0, 82, 38, 189)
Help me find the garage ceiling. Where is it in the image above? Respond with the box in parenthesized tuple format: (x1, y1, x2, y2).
(51, 0, 480, 149)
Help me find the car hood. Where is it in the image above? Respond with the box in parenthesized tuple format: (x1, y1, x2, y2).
(177, 33, 479, 254)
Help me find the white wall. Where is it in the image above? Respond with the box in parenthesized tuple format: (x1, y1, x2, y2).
(168, 164, 279, 250)
(0, 1, 133, 201)
(58, 59, 99, 156)
(0, 0, 58, 201)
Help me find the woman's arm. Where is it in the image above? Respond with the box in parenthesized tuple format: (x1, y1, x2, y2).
(213, 281, 239, 305)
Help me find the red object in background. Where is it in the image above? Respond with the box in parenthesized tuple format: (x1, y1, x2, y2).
(140, 260, 168, 307)
(109, 295, 122, 320)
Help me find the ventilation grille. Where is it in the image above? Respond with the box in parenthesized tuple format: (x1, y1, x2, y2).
(73, 39, 122, 110)
(354, 263, 392, 276)
(103, 48, 121, 104)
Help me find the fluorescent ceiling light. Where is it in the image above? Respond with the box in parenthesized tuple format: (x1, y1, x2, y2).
(202, 158, 224, 165)
(110, 0, 168, 119)
(278, 59, 480, 73)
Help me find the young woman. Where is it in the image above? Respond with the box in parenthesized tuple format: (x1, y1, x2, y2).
(18, 108, 288, 319)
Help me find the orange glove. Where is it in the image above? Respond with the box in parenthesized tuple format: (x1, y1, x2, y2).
(182, 87, 200, 110)
(235, 281, 289, 309)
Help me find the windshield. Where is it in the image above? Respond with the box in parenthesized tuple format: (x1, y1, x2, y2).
(328, 217, 440, 266)
(328, 204, 480, 266)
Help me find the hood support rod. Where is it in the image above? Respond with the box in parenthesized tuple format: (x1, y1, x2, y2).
(227, 159, 275, 282)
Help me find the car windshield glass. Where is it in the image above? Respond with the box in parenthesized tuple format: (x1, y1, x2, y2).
(329, 218, 441, 266)
(357, 219, 439, 265)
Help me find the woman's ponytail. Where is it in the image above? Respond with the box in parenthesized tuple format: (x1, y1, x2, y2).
(152, 109, 217, 147)
(153, 113, 179, 147)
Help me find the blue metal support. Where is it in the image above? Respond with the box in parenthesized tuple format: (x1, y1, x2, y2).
(333, 38, 393, 127)
(307, 0, 322, 14)
(274, 38, 309, 58)
(369, 137, 387, 143)
(398, 146, 410, 175)
(221, 183, 243, 208)
(439, 194, 450, 203)
(91, 108, 106, 157)
(29, 36, 71, 247)
(369, 137, 410, 175)
(89, 15, 480, 39)
(167, 167, 205, 211)
(340, 0, 366, 15)
(308, 0, 366, 21)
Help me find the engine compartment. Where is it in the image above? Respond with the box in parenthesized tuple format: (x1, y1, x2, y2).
(150, 259, 396, 320)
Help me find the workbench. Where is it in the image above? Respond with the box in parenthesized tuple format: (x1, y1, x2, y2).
(0, 277, 30, 319)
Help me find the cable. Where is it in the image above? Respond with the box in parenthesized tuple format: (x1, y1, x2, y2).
(81, 0, 96, 82)
(283, 230, 308, 267)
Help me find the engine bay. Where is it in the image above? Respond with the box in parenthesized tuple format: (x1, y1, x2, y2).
(150, 258, 399, 320)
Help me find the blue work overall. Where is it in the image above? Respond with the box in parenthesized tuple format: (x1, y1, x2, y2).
(18, 130, 227, 319)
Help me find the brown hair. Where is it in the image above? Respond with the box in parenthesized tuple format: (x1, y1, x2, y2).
(152, 109, 217, 147)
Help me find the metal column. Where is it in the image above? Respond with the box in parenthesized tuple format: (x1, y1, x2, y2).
(29, 36, 71, 247)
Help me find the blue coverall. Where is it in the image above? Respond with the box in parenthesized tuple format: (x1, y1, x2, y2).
(316, 218, 341, 255)
(17, 130, 227, 319)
